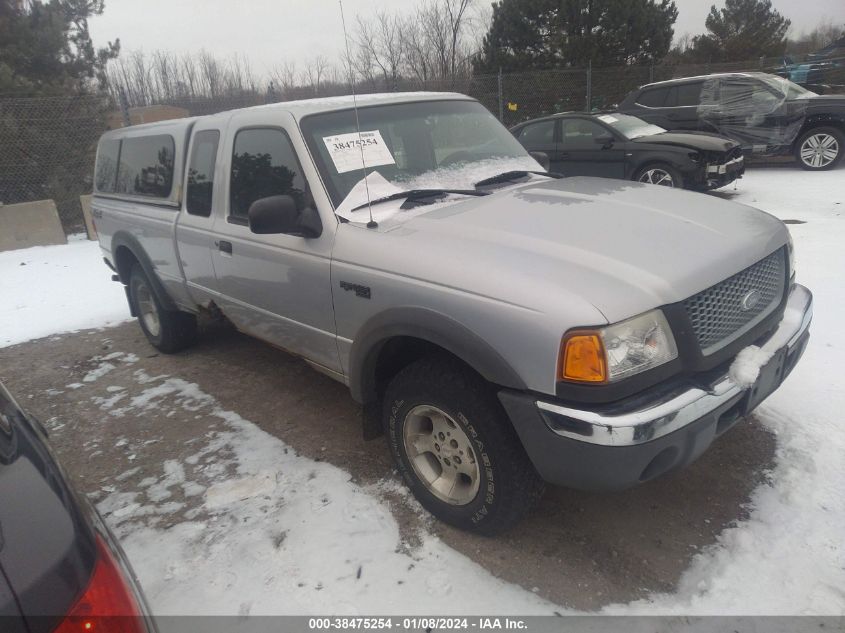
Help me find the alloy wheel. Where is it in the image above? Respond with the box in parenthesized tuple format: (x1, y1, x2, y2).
(800, 133, 839, 168)
(402, 405, 480, 506)
(638, 168, 675, 187)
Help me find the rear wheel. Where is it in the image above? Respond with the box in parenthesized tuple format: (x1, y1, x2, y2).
(795, 127, 843, 170)
(634, 163, 683, 188)
(383, 356, 544, 534)
(128, 264, 197, 353)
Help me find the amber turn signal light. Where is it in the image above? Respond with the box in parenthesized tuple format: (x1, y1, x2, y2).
(559, 333, 607, 383)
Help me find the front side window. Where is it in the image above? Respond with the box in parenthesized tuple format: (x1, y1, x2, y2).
(186, 130, 220, 217)
(719, 80, 780, 111)
(560, 119, 607, 146)
(230, 128, 308, 219)
(518, 120, 556, 146)
(116, 135, 175, 198)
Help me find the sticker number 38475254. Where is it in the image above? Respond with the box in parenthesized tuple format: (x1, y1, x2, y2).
(322, 130, 397, 174)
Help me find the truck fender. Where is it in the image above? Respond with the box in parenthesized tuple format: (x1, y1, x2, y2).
(348, 306, 527, 404)
(111, 231, 178, 313)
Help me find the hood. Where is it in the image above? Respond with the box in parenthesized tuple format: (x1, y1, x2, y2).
(633, 131, 739, 152)
(804, 94, 845, 106)
(350, 177, 788, 325)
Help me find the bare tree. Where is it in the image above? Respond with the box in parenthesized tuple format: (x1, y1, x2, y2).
(787, 20, 845, 55)
(270, 60, 299, 95)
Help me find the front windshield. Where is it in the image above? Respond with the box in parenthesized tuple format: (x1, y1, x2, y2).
(301, 100, 538, 207)
(594, 113, 666, 140)
(759, 74, 816, 99)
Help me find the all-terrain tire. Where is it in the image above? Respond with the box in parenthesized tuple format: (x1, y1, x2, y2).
(128, 264, 197, 353)
(383, 356, 545, 535)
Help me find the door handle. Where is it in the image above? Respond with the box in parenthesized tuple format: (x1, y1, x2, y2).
(216, 240, 233, 255)
(559, 152, 571, 158)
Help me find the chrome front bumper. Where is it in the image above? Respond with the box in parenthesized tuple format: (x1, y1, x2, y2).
(536, 284, 813, 448)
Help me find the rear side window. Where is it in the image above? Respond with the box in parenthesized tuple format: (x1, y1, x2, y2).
(95, 139, 121, 193)
(230, 128, 308, 219)
(517, 120, 556, 146)
(116, 135, 175, 198)
(186, 131, 220, 217)
(636, 87, 670, 107)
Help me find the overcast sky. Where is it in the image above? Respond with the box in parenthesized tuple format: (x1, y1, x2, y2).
(88, 0, 845, 78)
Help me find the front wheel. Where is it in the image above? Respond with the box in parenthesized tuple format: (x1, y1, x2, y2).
(383, 357, 544, 534)
(795, 127, 843, 170)
(634, 163, 683, 188)
(128, 264, 197, 353)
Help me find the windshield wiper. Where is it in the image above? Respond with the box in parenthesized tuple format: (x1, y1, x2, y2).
(473, 170, 562, 188)
(350, 188, 489, 212)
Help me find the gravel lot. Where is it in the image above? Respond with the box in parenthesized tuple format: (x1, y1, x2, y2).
(2, 165, 842, 615)
(0, 319, 775, 611)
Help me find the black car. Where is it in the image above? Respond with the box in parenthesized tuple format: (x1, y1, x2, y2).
(511, 112, 745, 190)
(0, 383, 156, 633)
(618, 72, 845, 170)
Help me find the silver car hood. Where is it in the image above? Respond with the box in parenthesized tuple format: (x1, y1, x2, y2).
(375, 177, 788, 324)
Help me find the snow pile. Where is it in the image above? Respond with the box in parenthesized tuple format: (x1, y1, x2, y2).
(0, 240, 129, 348)
(94, 370, 556, 616)
(728, 345, 775, 389)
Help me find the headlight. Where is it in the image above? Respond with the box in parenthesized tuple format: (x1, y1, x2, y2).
(559, 309, 678, 383)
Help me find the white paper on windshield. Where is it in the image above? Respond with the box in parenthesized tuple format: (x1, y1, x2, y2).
(323, 130, 396, 174)
(597, 114, 618, 124)
(334, 171, 403, 222)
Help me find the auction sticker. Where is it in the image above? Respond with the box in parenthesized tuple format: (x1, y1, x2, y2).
(596, 114, 618, 124)
(323, 130, 396, 174)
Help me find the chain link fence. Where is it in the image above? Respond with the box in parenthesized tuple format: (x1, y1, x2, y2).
(2, 54, 844, 233)
(0, 94, 111, 233)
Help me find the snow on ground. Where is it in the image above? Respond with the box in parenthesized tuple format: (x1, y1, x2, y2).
(604, 167, 845, 615)
(0, 165, 843, 615)
(0, 239, 129, 348)
(89, 368, 555, 615)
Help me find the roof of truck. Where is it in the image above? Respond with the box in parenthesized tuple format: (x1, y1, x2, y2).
(100, 92, 474, 139)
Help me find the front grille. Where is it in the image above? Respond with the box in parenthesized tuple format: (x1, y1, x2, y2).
(683, 249, 786, 354)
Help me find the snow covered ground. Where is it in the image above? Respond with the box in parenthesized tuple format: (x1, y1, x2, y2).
(0, 235, 130, 347)
(1, 166, 843, 615)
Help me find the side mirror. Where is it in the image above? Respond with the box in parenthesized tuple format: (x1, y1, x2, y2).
(247, 195, 321, 237)
(529, 151, 550, 171)
(594, 134, 614, 148)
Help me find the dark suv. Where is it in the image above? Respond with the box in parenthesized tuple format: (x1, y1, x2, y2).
(619, 72, 845, 170)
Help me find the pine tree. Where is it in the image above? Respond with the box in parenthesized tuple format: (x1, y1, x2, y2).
(0, 0, 119, 95)
(475, 0, 678, 72)
(684, 0, 790, 63)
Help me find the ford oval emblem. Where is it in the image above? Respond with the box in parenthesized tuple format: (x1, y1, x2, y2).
(741, 289, 762, 312)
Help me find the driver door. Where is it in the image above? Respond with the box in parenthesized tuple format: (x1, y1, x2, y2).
(713, 77, 786, 152)
(558, 118, 626, 178)
(209, 112, 341, 374)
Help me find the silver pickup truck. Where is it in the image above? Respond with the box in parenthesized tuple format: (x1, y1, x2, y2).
(92, 92, 812, 534)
